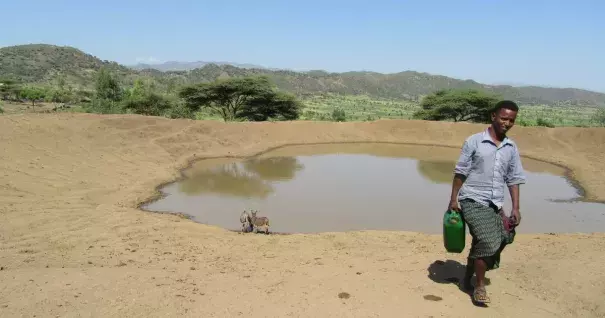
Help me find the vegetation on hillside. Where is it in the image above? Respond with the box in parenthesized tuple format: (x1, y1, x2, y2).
(79, 67, 301, 120)
(2, 44, 605, 107)
(2, 44, 604, 127)
(0, 44, 132, 90)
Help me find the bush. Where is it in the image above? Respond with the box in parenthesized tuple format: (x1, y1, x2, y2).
(122, 92, 172, 116)
(165, 101, 195, 119)
(84, 98, 125, 114)
(331, 108, 346, 121)
(516, 118, 531, 126)
(536, 117, 555, 128)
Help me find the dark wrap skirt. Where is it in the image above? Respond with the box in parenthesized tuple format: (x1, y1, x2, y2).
(460, 198, 515, 270)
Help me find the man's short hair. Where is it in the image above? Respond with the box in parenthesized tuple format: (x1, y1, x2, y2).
(493, 100, 519, 113)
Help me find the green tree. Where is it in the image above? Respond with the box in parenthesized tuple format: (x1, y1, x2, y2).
(95, 67, 123, 101)
(46, 88, 73, 104)
(179, 76, 302, 122)
(239, 91, 302, 121)
(46, 73, 73, 104)
(129, 78, 148, 98)
(85, 68, 124, 114)
(412, 89, 501, 123)
(20, 86, 46, 106)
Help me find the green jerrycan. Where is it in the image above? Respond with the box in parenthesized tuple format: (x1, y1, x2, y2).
(443, 209, 466, 253)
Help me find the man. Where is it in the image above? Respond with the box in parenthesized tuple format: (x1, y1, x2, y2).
(448, 100, 526, 304)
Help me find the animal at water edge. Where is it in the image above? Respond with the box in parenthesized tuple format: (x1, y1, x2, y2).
(239, 210, 253, 233)
(250, 210, 270, 234)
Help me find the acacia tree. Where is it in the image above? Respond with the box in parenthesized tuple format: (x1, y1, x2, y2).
(179, 76, 302, 122)
(239, 91, 302, 121)
(412, 89, 501, 123)
(20, 86, 46, 107)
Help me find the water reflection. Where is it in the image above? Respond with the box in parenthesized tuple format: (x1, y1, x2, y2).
(179, 157, 304, 198)
(416, 160, 456, 184)
(243, 157, 304, 181)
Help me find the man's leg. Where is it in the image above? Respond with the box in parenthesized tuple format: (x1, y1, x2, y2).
(459, 200, 503, 303)
(474, 258, 487, 288)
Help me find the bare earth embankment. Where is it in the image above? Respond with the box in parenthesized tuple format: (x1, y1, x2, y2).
(1, 113, 604, 317)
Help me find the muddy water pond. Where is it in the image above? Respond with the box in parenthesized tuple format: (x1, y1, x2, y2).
(142, 143, 605, 234)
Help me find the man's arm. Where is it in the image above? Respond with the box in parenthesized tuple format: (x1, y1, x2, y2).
(449, 139, 473, 211)
(508, 184, 520, 210)
(506, 146, 526, 224)
(449, 173, 467, 211)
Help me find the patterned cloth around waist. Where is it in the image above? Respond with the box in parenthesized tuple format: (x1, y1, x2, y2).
(460, 199, 515, 270)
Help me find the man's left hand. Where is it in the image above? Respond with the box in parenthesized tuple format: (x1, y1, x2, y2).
(512, 208, 521, 225)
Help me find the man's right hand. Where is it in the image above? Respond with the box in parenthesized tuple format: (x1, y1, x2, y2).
(448, 200, 461, 212)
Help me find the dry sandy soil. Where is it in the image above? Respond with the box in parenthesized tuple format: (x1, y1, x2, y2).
(1, 113, 604, 317)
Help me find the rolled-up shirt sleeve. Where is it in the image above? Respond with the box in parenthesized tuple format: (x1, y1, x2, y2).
(454, 139, 474, 177)
(505, 146, 526, 186)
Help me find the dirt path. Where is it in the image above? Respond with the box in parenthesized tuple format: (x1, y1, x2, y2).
(1, 113, 604, 317)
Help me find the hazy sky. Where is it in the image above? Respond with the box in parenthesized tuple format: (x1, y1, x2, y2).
(1, 0, 603, 92)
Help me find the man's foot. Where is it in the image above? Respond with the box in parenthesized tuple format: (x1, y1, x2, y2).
(473, 286, 491, 303)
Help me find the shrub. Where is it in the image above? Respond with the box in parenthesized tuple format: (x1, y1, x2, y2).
(331, 108, 346, 121)
(536, 117, 555, 128)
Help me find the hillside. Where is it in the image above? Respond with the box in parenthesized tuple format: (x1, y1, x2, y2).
(2, 44, 605, 106)
(156, 65, 605, 106)
(0, 44, 135, 89)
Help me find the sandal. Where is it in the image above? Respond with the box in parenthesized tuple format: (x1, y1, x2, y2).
(473, 286, 491, 303)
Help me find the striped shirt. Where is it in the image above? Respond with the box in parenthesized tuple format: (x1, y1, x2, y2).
(454, 129, 526, 209)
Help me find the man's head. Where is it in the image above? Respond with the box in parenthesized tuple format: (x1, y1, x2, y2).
(491, 100, 519, 136)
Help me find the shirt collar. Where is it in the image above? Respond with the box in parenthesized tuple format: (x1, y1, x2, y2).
(482, 128, 511, 147)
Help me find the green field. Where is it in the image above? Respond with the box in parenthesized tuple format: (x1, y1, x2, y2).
(296, 93, 602, 127)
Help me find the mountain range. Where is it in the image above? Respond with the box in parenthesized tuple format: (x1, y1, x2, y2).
(129, 61, 277, 72)
(1, 44, 604, 107)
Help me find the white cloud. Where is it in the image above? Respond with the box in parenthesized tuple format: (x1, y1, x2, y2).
(135, 56, 162, 64)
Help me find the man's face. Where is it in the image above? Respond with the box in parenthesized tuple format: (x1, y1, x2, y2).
(491, 108, 517, 135)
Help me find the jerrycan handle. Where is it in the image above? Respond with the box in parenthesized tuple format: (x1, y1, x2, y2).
(446, 210, 462, 224)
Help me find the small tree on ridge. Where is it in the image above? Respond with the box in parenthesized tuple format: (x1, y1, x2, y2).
(412, 89, 501, 123)
(179, 76, 302, 122)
